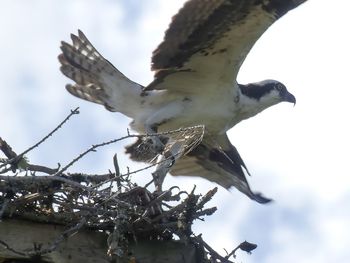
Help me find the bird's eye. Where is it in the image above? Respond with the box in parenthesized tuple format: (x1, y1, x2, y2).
(276, 84, 283, 92)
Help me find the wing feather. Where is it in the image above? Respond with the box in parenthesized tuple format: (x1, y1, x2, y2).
(170, 133, 272, 204)
(146, 0, 307, 92)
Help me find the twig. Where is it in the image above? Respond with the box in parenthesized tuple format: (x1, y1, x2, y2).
(150, 200, 187, 223)
(0, 138, 17, 159)
(225, 241, 258, 259)
(194, 207, 217, 218)
(196, 187, 218, 210)
(1, 124, 203, 180)
(53, 125, 204, 177)
(0, 108, 80, 170)
(52, 135, 137, 176)
(0, 174, 91, 191)
(0, 137, 20, 173)
(19, 107, 80, 159)
(0, 162, 59, 175)
(133, 187, 178, 223)
(91, 149, 180, 190)
(118, 125, 204, 182)
(26, 164, 59, 174)
(67, 173, 115, 184)
(193, 234, 234, 263)
(113, 154, 121, 191)
(0, 173, 112, 185)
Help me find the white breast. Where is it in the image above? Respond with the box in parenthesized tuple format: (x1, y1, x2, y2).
(130, 82, 241, 134)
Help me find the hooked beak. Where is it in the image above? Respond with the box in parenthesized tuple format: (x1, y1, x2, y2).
(283, 92, 296, 106)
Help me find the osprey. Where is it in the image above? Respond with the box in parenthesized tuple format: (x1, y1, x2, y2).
(59, 0, 306, 203)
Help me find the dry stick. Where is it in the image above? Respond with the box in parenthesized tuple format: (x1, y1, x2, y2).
(26, 164, 59, 174)
(113, 154, 122, 192)
(0, 161, 59, 175)
(1, 123, 203, 178)
(56, 124, 204, 178)
(52, 135, 139, 177)
(224, 244, 241, 260)
(193, 235, 234, 263)
(0, 173, 112, 186)
(150, 200, 187, 223)
(91, 155, 168, 189)
(94, 126, 205, 189)
(50, 175, 92, 191)
(0, 137, 20, 173)
(0, 174, 91, 191)
(0, 108, 80, 170)
(225, 241, 257, 260)
(194, 207, 217, 218)
(196, 187, 218, 210)
(133, 187, 178, 223)
(0, 138, 17, 159)
(1, 122, 204, 197)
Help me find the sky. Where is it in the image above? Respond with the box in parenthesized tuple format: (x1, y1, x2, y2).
(0, 0, 349, 262)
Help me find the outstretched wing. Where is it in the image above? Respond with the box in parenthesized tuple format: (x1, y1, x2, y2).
(170, 133, 272, 204)
(59, 30, 142, 113)
(146, 0, 306, 92)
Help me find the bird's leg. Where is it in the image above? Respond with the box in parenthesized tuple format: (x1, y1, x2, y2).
(152, 147, 176, 191)
(144, 124, 165, 154)
(152, 155, 169, 191)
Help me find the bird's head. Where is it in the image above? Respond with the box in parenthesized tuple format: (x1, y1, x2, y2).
(237, 80, 296, 120)
(263, 79, 296, 105)
(240, 79, 296, 106)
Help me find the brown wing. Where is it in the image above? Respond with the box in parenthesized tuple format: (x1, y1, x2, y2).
(170, 133, 272, 204)
(145, 0, 307, 91)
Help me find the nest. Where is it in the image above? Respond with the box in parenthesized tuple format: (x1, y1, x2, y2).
(0, 108, 257, 263)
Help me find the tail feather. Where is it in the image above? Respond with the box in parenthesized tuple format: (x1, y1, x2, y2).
(65, 84, 107, 107)
(59, 30, 143, 114)
(59, 56, 100, 86)
(71, 30, 102, 60)
(60, 41, 115, 75)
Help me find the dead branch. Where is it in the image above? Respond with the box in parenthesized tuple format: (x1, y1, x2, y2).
(0, 108, 80, 171)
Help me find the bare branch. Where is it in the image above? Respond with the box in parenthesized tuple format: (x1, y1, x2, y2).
(0, 138, 17, 160)
(0, 108, 80, 170)
(193, 234, 234, 263)
(225, 241, 258, 259)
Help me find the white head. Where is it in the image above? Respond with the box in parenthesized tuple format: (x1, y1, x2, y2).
(238, 79, 296, 119)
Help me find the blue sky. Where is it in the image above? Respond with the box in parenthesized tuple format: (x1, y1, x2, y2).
(1, 1, 349, 262)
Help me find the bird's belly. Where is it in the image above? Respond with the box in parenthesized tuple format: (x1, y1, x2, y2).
(130, 90, 240, 134)
(164, 111, 230, 133)
(159, 97, 239, 134)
